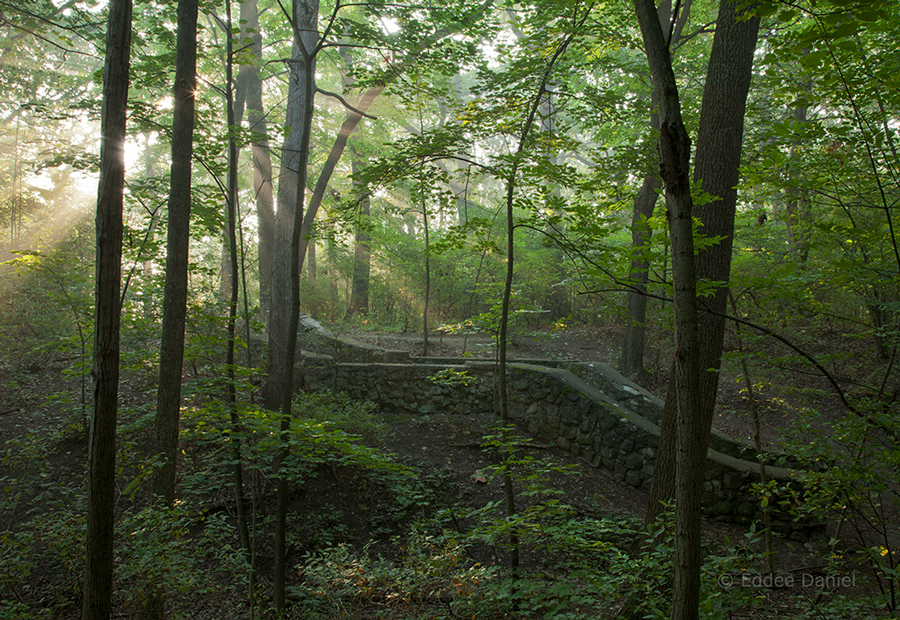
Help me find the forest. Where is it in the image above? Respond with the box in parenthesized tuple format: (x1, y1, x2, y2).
(1, 0, 899, 618)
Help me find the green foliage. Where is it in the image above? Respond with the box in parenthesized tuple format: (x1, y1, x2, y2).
(779, 404, 900, 616)
(291, 534, 496, 619)
(0, 228, 94, 369)
(0, 503, 85, 620)
(4, 0, 900, 618)
(429, 367, 478, 388)
(0, 427, 85, 619)
(286, 476, 763, 620)
(292, 390, 388, 445)
(115, 504, 248, 614)
(181, 392, 393, 495)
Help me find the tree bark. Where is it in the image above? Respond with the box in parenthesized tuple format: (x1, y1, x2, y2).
(644, 0, 760, 531)
(785, 102, 811, 263)
(151, 0, 199, 508)
(264, 0, 318, 411)
(83, 2, 131, 619)
(143, 6, 198, 616)
(223, 0, 252, 567)
(346, 145, 371, 317)
(621, 170, 661, 379)
(633, 1, 705, 617)
(307, 238, 317, 283)
(234, 0, 276, 324)
(272, 1, 319, 612)
(621, 1, 692, 380)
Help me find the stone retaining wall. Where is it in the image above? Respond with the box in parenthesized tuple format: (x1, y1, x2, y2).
(300, 350, 806, 533)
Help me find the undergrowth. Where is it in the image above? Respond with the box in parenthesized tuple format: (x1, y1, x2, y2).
(0, 384, 895, 619)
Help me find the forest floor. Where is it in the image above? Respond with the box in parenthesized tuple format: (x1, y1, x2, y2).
(330, 324, 869, 607)
(0, 323, 885, 619)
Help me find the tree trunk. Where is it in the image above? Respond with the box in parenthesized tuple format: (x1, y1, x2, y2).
(346, 146, 371, 317)
(644, 0, 760, 533)
(83, 3, 131, 619)
(10, 119, 22, 245)
(273, 1, 319, 612)
(233, 0, 275, 324)
(307, 239, 317, 283)
(144, 5, 198, 616)
(785, 103, 812, 263)
(633, 1, 704, 617)
(285, 3, 497, 322)
(219, 244, 232, 300)
(264, 0, 318, 411)
(223, 0, 251, 569)
(262, 7, 494, 343)
(152, 0, 199, 508)
(621, 1, 692, 380)
(421, 174, 431, 357)
(265, 81, 378, 360)
(620, 170, 661, 379)
(496, 10, 588, 580)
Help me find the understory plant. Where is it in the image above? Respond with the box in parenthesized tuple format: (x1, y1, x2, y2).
(282, 430, 764, 620)
(781, 403, 900, 617)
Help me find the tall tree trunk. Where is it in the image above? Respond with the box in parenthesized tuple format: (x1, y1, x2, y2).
(273, 1, 319, 612)
(633, 2, 704, 618)
(346, 146, 371, 317)
(644, 0, 760, 533)
(307, 239, 317, 283)
(264, 0, 318, 411)
(621, 2, 692, 380)
(145, 3, 198, 617)
(141, 149, 161, 320)
(690, 0, 760, 422)
(83, 2, 131, 619)
(281, 3, 497, 327)
(785, 102, 812, 263)
(151, 0, 199, 507)
(262, 6, 495, 342)
(10, 119, 22, 245)
(219, 244, 232, 300)
(422, 191, 431, 357)
(620, 170, 661, 379)
(496, 9, 589, 580)
(223, 0, 252, 570)
(233, 0, 275, 324)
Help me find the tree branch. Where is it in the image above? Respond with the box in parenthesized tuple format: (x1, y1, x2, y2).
(316, 87, 377, 119)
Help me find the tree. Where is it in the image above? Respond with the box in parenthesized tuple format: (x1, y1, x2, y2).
(264, 0, 319, 412)
(634, 0, 759, 618)
(747, 1, 900, 360)
(643, 0, 760, 530)
(493, 0, 594, 578)
(632, 1, 703, 617)
(83, 1, 132, 619)
(223, 0, 252, 573)
(234, 0, 276, 324)
(272, 0, 320, 610)
(346, 144, 372, 317)
(620, 1, 695, 380)
(151, 0, 200, 508)
(144, 1, 198, 617)
(620, 171, 661, 380)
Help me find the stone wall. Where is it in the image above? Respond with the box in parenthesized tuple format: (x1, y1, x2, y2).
(300, 348, 806, 533)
